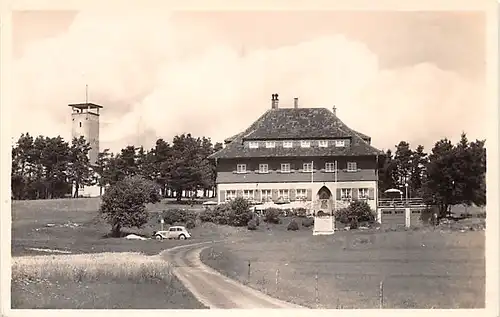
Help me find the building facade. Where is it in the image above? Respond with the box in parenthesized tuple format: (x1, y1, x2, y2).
(210, 94, 384, 217)
(69, 103, 103, 197)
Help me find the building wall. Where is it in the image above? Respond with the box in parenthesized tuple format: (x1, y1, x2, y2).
(216, 156, 378, 184)
(217, 180, 378, 211)
(72, 184, 103, 198)
(71, 111, 100, 165)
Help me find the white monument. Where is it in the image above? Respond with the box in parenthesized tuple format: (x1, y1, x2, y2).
(312, 161, 337, 236)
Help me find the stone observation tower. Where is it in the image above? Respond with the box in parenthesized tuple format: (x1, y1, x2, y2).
(68, 102, 103, 165)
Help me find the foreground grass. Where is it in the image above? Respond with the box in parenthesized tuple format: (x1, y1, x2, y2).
(10, 197, 236, 309)
(200, 219, 485, 309)
(12, 252, 207, 309)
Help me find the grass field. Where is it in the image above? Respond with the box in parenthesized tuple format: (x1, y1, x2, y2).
(200, 217, 485, 309)
(11, 252, 206, 309)
(10, 197, 237, 309)
(11, 197, 486, 309)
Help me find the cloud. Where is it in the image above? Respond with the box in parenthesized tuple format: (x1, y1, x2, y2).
(12, 10, 486, 153)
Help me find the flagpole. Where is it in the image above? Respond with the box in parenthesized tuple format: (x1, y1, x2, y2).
(311, 160, 314, 216)
(311, 160, 314, 184)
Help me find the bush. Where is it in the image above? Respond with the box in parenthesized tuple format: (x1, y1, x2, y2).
(247, 218, 258, 230)
(99, 176, 160, 237)
(349, 217, 359, 229)
(287, 219, 299, 231)
(264, 208, 281, 224)
(186, 219, 196, 229)
(334, 201, 375, 225)
(228, 197, 252, 227)
(302, 217, 314, 228)
(296, 208, 307, 217)
(161, 208, 196, 225)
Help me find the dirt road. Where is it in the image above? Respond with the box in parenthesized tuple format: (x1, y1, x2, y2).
(162, 241, 306, 309)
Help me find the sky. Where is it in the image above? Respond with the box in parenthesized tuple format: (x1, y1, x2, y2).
(11, 10, 487, 153)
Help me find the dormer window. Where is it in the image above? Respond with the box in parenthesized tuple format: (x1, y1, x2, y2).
(318, 140, 328, 148)
(265, 141, 275, 148)
(236, 164, 247, 173)
(335, 140, 346, 147)
(249, 142, 259, 149)
(259, 164, 269, 173)
(300, 140, 311, 148)
(347, 162, 357, 172)
(283, 141, 293, 148)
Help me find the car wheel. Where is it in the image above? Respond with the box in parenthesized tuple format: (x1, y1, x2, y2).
(155, 235, 163, 240)
(179, 234, 186, 240)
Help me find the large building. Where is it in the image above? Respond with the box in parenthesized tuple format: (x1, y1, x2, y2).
(69, 102, 103, 197)
(210, 94, 384, 218)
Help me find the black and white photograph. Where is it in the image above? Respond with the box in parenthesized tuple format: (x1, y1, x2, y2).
(1, 0, 498, 314)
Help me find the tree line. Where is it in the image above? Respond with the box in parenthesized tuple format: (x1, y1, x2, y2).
(378, 133, 486, 217)
(11, 132, 222, 201)
(11, 130, 486, 217)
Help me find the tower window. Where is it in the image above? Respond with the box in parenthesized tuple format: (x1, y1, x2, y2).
(79, 122, 82, 127)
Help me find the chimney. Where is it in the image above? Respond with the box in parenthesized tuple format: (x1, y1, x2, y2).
(332, 105, 337, 116)
(294, 97, 299, 109)
(271, 93, 279, 109)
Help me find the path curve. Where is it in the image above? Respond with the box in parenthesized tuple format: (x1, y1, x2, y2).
(162, 241, 306, 309)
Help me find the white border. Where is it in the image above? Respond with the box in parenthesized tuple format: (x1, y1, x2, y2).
(1, 1, 498, 317)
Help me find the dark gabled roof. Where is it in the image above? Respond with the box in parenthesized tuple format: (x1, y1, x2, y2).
(209, 107, 383, 159)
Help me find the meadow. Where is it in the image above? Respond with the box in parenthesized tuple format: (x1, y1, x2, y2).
(200, 217, 485, 309)
(10, 197, 228, 309)
(11, 197, 486, 309)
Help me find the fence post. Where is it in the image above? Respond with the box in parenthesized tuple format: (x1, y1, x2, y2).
(405, 207, 411, 228)
(276, 269, 280, 291)
(315, 272, 319, 305)
(379, 280, 384, 309)
(248, 260, 251, 282)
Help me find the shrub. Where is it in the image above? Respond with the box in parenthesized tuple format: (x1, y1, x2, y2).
(247, 218, 258, 230)
(334, 201, 375, 225)
(161, 208, 196, 225)
(349, 217, 359, 229)
(99, 176, 160, 237)
(264, 208, 281, 224)
(186, 219, 196, 229)
(287, 219, 299, 231)
(228, 197, 252, 227)
(302, 217, 314, 228)
(296, 208, 307, 217)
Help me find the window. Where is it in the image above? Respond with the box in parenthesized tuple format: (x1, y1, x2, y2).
(259, 164, 269, 173)
(341, 188, 352, 200)
(226, 190, 237, 201)
(243, 190, 254, 200)
(283, 141, 293, 148)
(335, 140, 346, 147)
(296, 189, 307, 199)
(300, 140, 311, 148)
(358, 188, 369, 199)
(325, 162, 336, 172)
(281, 163, 291, 173)
(303, 163, 313, 172)
(236, 164, 247, 173)
(79, 122, 82, 128)
(319, 140, 328, 148)
(261, 189, 272, 201)
(265, 141, 275, 148)
(347, 162, 357, 172)
(279, 189, 289, 200)
(249, 142, 259, 149)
